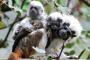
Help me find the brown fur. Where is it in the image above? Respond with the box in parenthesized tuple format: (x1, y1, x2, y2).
(8, 19, 45, 60)
(8, 27, 44, 60)
(32, 20, 43, 29)
(18, 30, 43, 58)
(8, 48, 22, 60)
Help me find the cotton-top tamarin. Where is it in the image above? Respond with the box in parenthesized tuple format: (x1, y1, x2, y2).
(8, 1, 47, 60)
(45, 12, 83, 59)
(13, 0, 47, 40)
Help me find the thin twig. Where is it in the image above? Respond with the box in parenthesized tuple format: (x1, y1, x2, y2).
(68, 49, 86, 59)
(1, 14, 19, 47)
(21, 0, 25, 9)
(67, 0, 77, 15)
(0, 13, 26, 47)
(52, 40, 66, 60)
(78, 49, 86, 58)
(57, 40, 66, 60)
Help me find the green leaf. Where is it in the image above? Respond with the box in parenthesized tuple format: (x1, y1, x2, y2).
(80, 50, 90, 59)
(36, 0, 42, 2)
(65, 43, 74, 48)
(65, 50, 75, 55)
(88, 47, 90, 49)
(47, 56, 53, 60)
(45, 4, 51, 14)
(0, 17, 1, 21)
(56, 0, 61, 5)
(0, 21, 6, 29)
(0, 39, 9, 48)
(81, 31, 86, 34)
(22, 3, 29, 11)
(76, 39, 80, 45)
(87, 54, 90, 59)
(86, 14, 90, 22)
(15, 0, 21, 7)
(16, 11, 21, 16)
(69, 50, 75, 55)
(86, 33, 90, 38)
(15, 0, 29, 10)
(59, 0, 67, 7)
(22, 0, 30, 11)
(86, 31, 90, 38)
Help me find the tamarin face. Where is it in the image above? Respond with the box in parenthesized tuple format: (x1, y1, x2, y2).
(45, 12, 83, 58)
(30, 6, 39, 19)
(47, 17, 72, 40)
(46, 12, 82, 40)
(46, 12, 64, 39)
(28, 1, 44, 20)
(57, 22, 76, 40)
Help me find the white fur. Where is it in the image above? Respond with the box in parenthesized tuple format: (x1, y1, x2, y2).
(13, 1, 47, 38)
(32, 46, 46, 53)
(48, 12, 83, 39)
(46, 12, 83, 58)
(12, 0, 48, 57)
(12, 17, 33, 38)
(29, 1, 44, 11)
(49, 12, 64, 22)
(27, 1, 47, 20)
(12, 22, 20, 38)
(62, 14, 83, 40)
(19, 17, 33, 29)
(30, 28, 47, 53)
(38, 29, 47, 49)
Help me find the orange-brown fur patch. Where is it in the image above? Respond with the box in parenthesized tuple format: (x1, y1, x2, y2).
(8, 48, 22, 60)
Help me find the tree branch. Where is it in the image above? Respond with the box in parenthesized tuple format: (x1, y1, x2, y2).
(0, 0, 26, 48)
(78, 49, 86, 58)
(67, 0, 78, 15)
(0, 14, 19, 47)
(21, 0, 26, 9)
(67, 0, 71, 7)
(79, 0, 90, 7)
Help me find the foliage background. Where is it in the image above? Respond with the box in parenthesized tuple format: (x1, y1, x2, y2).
(0, 0, 90, 59)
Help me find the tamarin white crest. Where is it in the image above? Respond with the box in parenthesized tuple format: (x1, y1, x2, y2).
(46, 12, 83, 58)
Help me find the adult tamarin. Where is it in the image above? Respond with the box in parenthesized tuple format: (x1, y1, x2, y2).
(45, 12, 83, 59)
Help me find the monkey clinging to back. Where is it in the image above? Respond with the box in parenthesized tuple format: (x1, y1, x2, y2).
(8, 1, 48, 60)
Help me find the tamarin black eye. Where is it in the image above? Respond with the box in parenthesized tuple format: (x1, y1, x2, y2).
(57, 18, 62, 23)
(66, 23, 70, 26)
(72, 34, 76, 37)
(71, 31, 76, 34)
(47, 17, 52, 22)
(71, 31, 76, 37)
(30, 6, 38, 10)
(63, 23, 70, 27)
(30, 6, 34, 9)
